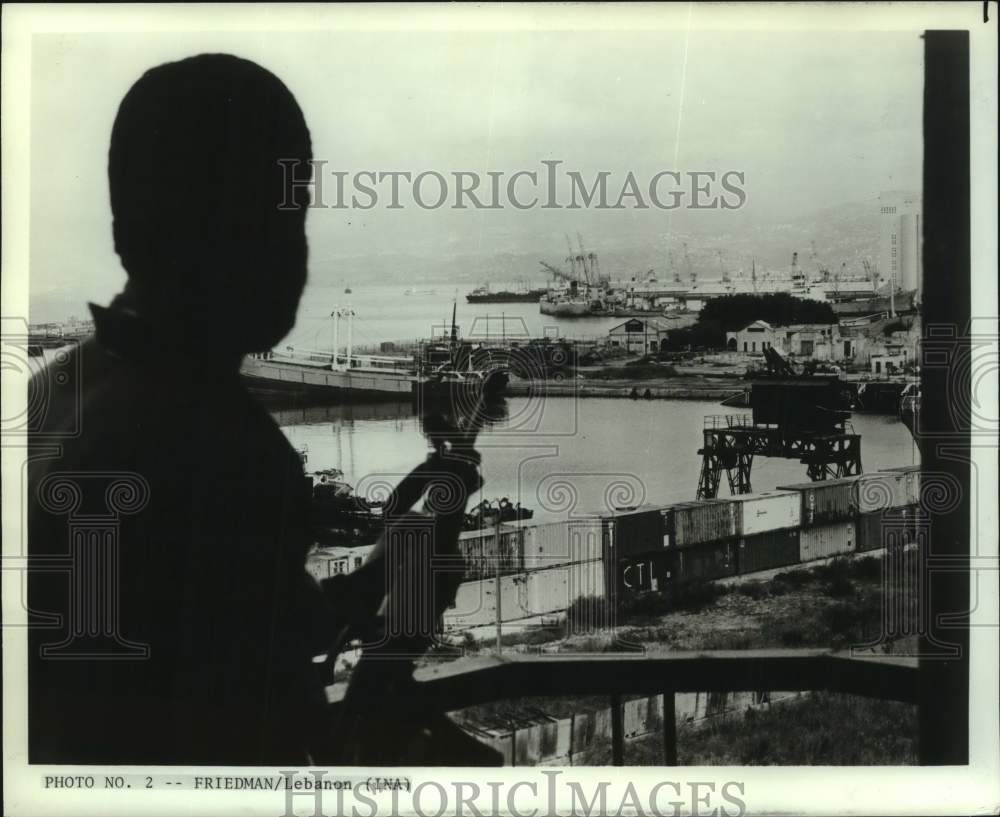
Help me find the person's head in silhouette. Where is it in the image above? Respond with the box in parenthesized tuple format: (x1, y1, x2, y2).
(109, 53, 312, 355)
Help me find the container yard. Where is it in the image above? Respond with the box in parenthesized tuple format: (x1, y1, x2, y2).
(432, 468, 925, 629)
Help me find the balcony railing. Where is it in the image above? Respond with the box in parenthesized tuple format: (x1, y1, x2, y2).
(326, 649, 918, 766)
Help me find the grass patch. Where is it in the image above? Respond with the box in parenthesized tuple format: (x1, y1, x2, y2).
(571, 692, 917, 765)
(679, 692, 917, 765)
(619, 580, 725, 622)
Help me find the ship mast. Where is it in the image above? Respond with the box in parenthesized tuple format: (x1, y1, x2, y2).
(565, 234, 578, 281)
(576, 232, 591, 284)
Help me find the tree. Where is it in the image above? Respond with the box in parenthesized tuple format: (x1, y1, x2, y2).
(663, 294, 837, 351)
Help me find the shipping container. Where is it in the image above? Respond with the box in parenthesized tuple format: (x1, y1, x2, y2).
(444, 577, 498, 629)
(880, 465, 922, 506)
(663, 500, 738, 548)
(798, 522, 855, 563)
(457, 527, 523, 579)
(674, 540, 737, 582)
(855, 471, 910, 513)
(565, 558, 608, 605)
(727, 490, 801, 536)
(506, 517, 604, 567)
(737, 529, 801, 575)
(602, 504, 671, 559)
(616, 551, 675, 594)
(856, 505, 923, 552)
(776, 477, 860, 526)
(526, 559, 606, 616)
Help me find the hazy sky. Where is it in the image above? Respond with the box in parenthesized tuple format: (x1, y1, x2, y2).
(29, 26, 923, 316)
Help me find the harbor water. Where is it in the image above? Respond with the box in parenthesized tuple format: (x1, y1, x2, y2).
(277, 397, 920, 527)
(283, 282, 627, 349)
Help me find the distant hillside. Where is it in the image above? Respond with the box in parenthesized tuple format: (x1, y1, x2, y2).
(306, 195, 908, 289)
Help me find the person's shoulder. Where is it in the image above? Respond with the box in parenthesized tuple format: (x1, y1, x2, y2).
(29, 337, 133, 440)
(235, 389, 305, 471)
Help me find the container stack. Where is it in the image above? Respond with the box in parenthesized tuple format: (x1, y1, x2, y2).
(724, 490, 803, 574)
(457, 526, 524, 580)
(507, 516, 608, 605)
(662, 499, 740, 582)
(443, 465, 924, 631)
(775, 479, 858, 563)
(602, 504, 674, 596)
(854, 466, 923, 552)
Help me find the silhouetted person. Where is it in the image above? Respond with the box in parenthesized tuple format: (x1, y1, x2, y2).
(27, 54, 327, 764)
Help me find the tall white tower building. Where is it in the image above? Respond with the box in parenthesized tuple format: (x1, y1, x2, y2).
(879, 191, 922, 303)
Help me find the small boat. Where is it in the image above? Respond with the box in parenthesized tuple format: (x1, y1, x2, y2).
(344, 287, 352, 294)
(308, 466, 385, 537)
(463, 497, 534, 531)
(417, 364, 509, 401)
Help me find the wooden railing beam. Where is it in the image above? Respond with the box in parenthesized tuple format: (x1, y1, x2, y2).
(326, 650, 920, 718)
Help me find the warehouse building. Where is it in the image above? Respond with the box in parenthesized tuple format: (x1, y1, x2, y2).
(607, 318, 674, 354)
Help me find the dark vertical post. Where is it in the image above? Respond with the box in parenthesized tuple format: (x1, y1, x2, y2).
(495, 508, 502, 655)
(662, 691, 678, 765)
(919, 29, 970, 765)
(610, 693, 624, 766)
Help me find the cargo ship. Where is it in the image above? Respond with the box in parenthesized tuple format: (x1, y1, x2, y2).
(242, 349, 416, 400)
(855, 379, 914, 413)
(466, 283, 547, 304)
(829, 289, 917, 316)
(539, 291, 598, 317)
(243, 304, 509, 402)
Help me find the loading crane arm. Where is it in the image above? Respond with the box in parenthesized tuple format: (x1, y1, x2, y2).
(763, 345, 798, 377)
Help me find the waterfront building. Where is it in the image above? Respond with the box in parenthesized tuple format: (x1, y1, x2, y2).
(607, 317, 673, 354)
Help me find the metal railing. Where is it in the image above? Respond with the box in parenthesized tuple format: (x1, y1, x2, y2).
(703, 414, 754, 430)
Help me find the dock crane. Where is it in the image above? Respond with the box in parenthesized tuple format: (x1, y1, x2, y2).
(564, 235, 579, 281)
(835, 262, 848, 295)
(668, 249, 681, 283)
(683, 242, 696, 284)
(539, 260, 575, 284)
(862, 258, 878, 286)
(717, 250, 730, 283)
(809, 240, 831, 282)
(577, 232, 603, 285)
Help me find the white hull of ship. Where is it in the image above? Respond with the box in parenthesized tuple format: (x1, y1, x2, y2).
(539, 299, 593, 317)
(241, 356, 415, 399)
